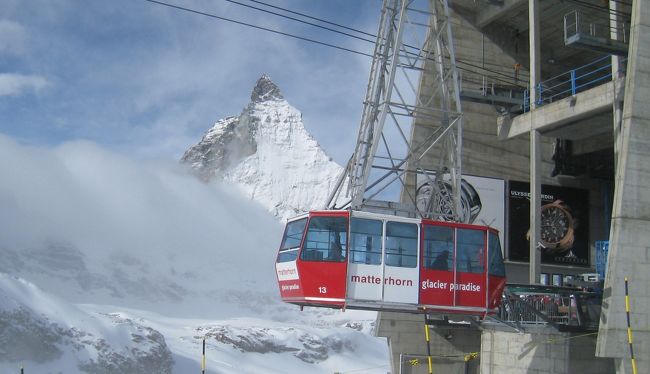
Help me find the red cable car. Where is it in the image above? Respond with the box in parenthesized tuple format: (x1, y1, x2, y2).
(275, 210, 507, 318)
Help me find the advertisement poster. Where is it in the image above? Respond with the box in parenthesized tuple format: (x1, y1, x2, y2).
(416, 173, 505, 250)
(508, 181, 589, 266)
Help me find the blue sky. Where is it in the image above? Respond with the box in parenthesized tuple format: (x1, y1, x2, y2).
(0, 0, 380, 164)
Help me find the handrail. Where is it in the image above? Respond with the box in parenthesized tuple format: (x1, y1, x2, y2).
(497, 284, 602, 331)
(522, 55, 627, 112)
(564, 9, 630, 44)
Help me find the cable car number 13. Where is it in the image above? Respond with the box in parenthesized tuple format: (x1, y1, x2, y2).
(318, 286, 327, 294)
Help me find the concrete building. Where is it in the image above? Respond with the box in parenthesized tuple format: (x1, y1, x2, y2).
(377, 0, 648, 373)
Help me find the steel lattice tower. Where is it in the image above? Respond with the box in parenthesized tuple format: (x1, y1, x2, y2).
(328, 0, 464, 221)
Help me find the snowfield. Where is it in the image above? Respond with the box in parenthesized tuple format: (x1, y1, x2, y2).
(0, 273, 387, 374)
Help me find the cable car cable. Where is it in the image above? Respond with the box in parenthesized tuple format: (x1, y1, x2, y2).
(143, 0, 526, 89)
(545, 331, 597, 344)
(221, 0, 528, 87)
(246, 0, 377, 38)
(142, 0, 373, 57)
(220, 0, 377, 44)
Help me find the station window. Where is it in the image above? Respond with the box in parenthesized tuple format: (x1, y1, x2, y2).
(456, 228, 485, 274)
(488, 232, 506, 277)
(277, 218, 307, 263)
(385, 222, 418, 268)
(350, 218, 383, 265)
(423, 225, 454, 271)
(300, 216, 348, 262)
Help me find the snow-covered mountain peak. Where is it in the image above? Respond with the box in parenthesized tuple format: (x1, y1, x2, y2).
(251, 73, 283, 103)
(181, 75, 343, 220)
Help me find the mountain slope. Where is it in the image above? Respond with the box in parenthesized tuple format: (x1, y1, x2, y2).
(181, 75, 344, 220)
(0, 273, 387, 374)
(0, 273, 174, 373)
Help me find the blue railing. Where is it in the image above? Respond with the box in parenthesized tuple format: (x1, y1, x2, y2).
(523, 55, 625, 112)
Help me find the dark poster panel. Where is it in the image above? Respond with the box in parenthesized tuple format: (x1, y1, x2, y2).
(508, 181, 589, 266)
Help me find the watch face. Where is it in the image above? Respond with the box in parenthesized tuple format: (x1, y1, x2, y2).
(415, 180, 480, 223)
(416, 182, 455, 220)
(541, 205, 571, 246)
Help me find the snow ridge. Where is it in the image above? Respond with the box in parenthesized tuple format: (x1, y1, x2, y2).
(181, 75, 343, 220)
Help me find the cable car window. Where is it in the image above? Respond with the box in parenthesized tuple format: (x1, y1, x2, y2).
(277, 249, 298, 263)
(423, 225, 454, 270)
(456, 228, 485, 274)
(300, 216, 348, 262)
(385, 222, 418, 268)
(280, 218, 307, 250)
(350, 218, 382, 265)
(277, 218, 307, 263)
(488, 232, 506, 277)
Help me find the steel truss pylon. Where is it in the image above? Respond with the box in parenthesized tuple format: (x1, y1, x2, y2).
(327, 0, 464, 221)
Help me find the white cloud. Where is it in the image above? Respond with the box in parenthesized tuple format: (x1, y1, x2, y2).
(0, 134, 282, 288)
(0, 73, 49, 96)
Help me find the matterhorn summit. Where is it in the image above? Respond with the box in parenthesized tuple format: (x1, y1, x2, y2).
(181, 74, 344, 220)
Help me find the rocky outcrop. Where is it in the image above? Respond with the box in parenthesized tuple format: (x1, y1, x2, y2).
(0, 274, 174, 373)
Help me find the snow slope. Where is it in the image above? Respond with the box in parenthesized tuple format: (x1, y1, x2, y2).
(181, 75, 345, 221)
(0, 133, 387, 373)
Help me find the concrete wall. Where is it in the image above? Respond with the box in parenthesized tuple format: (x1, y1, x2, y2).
(376, 312, 480, 374)
(481, 326, 615, 373)
(596, 1, 650, 372)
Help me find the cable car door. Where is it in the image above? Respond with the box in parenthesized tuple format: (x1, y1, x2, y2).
(347, 216, 383, 301)
(297, 212, 348, 307)
(382, 220, 419, 304)
(454, 227, 487, 308)
(419, 223, 455, 308)
(347, 214, 419, 305)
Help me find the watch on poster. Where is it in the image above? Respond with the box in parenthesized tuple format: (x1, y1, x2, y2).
(415, 179, 482, 223)
(528, 200, 575, 254)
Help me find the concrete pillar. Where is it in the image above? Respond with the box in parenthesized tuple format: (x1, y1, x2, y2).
(528, 0, 541, 284)
(529, 129, 542, 284)
(597, 1, 650, 373)
(528, 0, 541, 109)
(610, 0, 624, 162)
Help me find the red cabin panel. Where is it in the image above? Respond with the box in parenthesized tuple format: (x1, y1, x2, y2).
(296, 261, 347, 307)
(277, 211, 349, 308)
(419, 269, 454, 307)
(488, 275, 507, 309)
(454, 272, 487, 308)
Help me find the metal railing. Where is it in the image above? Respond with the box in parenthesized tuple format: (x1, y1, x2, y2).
(523, 55, 624, 112)
(564, 10, 629, 46)
(497, 284, 602, 331)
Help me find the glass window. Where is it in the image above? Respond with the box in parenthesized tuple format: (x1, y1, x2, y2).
(300, 216, 348, 262)
(385, 221, 418, 268)
(456, 228, 485, 274)
(277, 249, 298, 263)
(277, 218, 307, 263)
(423, 225, 454, 271)
(488, 232, 506, 277)
(350, 218, 382, 265)
(280, 218, 307, 250)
